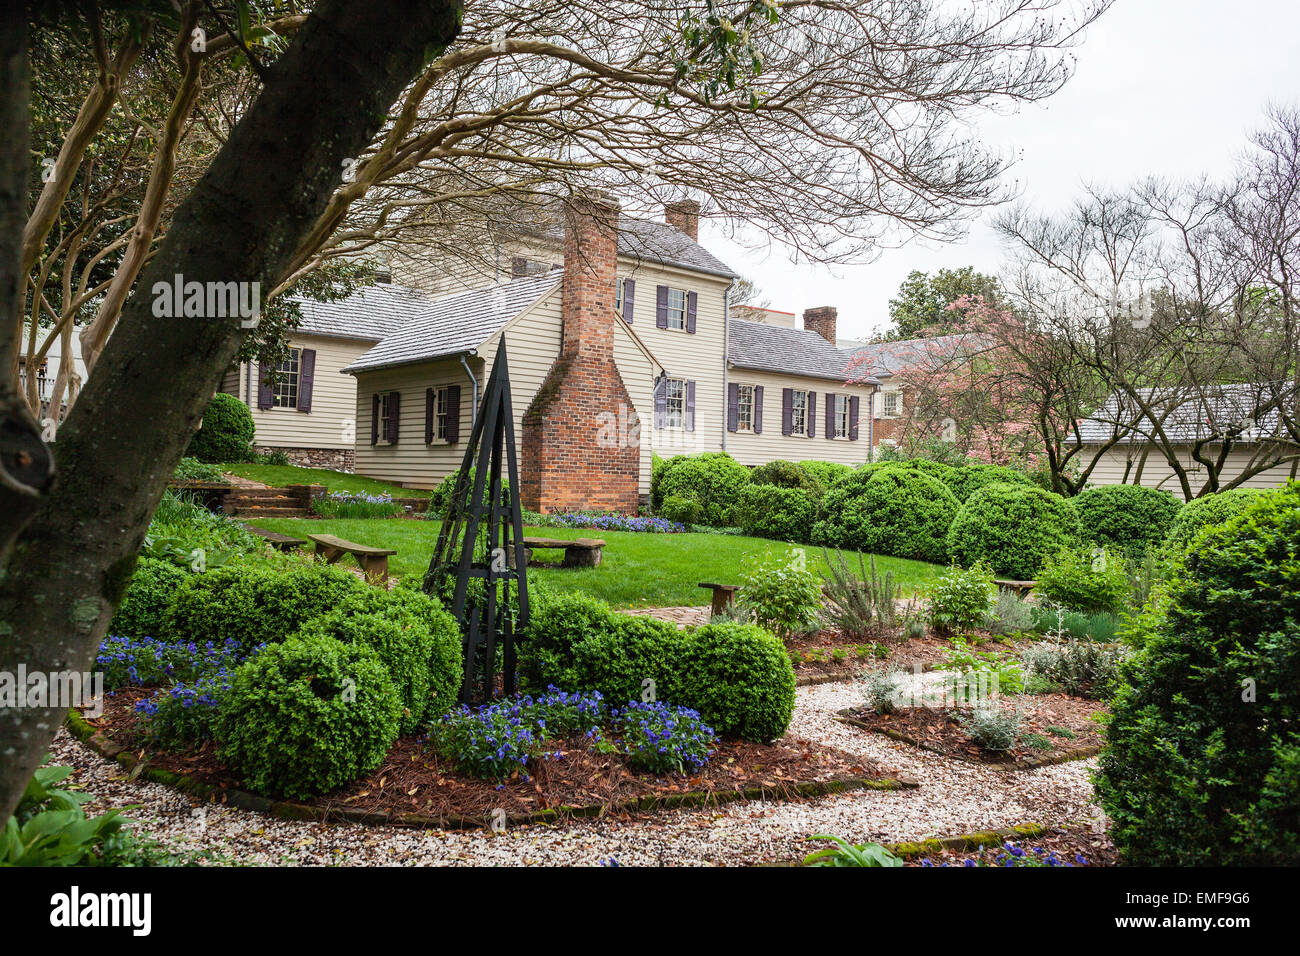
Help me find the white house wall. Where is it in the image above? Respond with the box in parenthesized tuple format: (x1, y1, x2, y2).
(1084, 444, 1298, 499)
(724, 368, 875, 467)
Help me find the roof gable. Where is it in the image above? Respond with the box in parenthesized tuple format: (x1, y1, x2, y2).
(728, 318, 878, 384)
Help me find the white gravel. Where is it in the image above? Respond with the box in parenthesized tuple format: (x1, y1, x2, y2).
(51, 678, 1104, 866)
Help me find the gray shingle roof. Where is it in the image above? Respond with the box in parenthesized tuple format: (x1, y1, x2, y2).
(728, 318, 878, 384)
(532, 215, 736, 279)
(1077, 383, 1287, 445)
(291, 282, 437, 341)
(342, 271, 561, 375)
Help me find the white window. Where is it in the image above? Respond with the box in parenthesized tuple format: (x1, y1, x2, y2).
(834, 394, 849, 438)
(664, 378, 686, 429)
(881, 389, 900, 418)
(666, 288, 687, 330)
(435, 387, 450, 441)
(737, 384, 755, 432)
(791, 389, 808, 436)
(379, 392, 395, 442)
(273, 348, 300, 409)
(614, 278, 624, 315)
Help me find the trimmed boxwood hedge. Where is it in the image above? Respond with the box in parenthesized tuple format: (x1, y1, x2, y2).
(939, 463, 1034, 502)
(217, 635, 401, 800)
(654, 452, 752, 526)
(1097, 483, 1300, 864)
(734, 483, 819, 542)
(1071, 484, 1182, 555)
(946, 482, 1081, 579)
(187, 392, 255, 463)
(1163, 488, 1261, 553)
(109, 558, 191, 638)
(812, 464, 958, 562)
(797, 459, 852, 491)
(520, 591, 796, 742)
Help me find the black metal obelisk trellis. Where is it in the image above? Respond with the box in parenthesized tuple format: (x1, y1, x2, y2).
(423, 337, 530, 703)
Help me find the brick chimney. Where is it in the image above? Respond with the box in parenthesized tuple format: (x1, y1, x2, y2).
(664, 199, 700, 241)
(803, 306, 838, 345)
(520, 194, 640, 513)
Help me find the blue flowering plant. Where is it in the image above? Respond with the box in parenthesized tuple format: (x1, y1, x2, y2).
(918, 841, 1089, 867)
(134, 669, 234, 747)
(526, 511, 686, 534)
(428, 700, 547, 781)
(311, 490, 401, 519)
(95, 635, 248, 690)
(612, 701, 716, 775)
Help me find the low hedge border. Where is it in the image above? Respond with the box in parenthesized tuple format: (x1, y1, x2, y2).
(834, 709, 1103, 771)
(886, 822, 1048, 860)
(65, 709, 917, 832)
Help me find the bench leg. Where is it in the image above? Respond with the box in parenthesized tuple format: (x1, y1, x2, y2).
(709, 590, 732, 617)
(359, 554, 388, 584)
(563, 548, 601, 568)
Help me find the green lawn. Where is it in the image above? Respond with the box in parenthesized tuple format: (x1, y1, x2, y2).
(246, 516, 945, 609)
(220, 463, 433, 498)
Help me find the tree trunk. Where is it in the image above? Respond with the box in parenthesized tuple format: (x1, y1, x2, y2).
(0, 0, 462, 824)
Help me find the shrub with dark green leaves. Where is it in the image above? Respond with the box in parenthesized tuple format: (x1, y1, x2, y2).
(1035, 547, 1129, 615)
(676, 623, 796, 742)
(1071, 484, 1182, 555)
(216, 635, 401, 799)
(109, 558, 190, 638)
(162, 561, 368, 653)
(939, 463, 1033, 503)
(813, 465, 958, 561)
(797, 459, 852, 491)
(659, 494, 704, 526)
(1162, 488, 1260, 553)
(172, 457, 226, 482)
(427, 468, 509, 516)
(186, 392, 255, 463)
(749, 459, 825, 496)
(946, 482, 1081, 579)
(1097, 483, 1300, 865)
(733, 484, 818, 542)
(654, 452, 751, 526)
(738, 549, 822, 638)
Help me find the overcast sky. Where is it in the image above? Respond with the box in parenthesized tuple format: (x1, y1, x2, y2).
(698, 0, 1300, 341)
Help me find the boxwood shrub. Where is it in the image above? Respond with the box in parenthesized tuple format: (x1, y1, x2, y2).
(946, 482, 1081, 579)
(749, 459, 826, 497)
(186, 392, 255, 463)
(1034, 547, 1129, 615)
(1097, 484, 1300, 864)
(796, 459, 852, 491)
(109, 558, 191, 638)
(939, 463, 1034, 502)
(162, 561, 368, 653)
(812, 465, 958, 562)
(520, 591, 795, 742)
(733, 484, 818, 542)
(217, 635, 401, 799)
(1071, 484, 1182, 555)
(654, 452, 751, 526)
(1162, 488, 1260, 553)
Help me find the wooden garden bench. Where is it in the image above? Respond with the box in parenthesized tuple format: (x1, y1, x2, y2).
(240, 524, 307, 552)
(306, 533, 397, 583)
(994, 578, 1036, 598)
(699, 581, 741, 617)
(521, 536, 606, 568)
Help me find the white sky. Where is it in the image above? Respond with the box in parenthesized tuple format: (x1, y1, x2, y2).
(698, 0, 1300, 340)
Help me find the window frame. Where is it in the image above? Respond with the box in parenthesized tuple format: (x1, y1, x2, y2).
(833, 394, 849, 439)
(881, 389, 900, 418)
(379, 391, 395, 444)
(434, 386, 449, 441)
(736, 383, 755, 433)
(666, 288, 687, 330)
(790, 388, 808, 437)
(272, 347, 301, 409)
(664, 377, 686, 430)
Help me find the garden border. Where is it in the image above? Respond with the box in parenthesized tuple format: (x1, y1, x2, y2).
(834, 709, 1103, 771)
(66, 710, 918, 832)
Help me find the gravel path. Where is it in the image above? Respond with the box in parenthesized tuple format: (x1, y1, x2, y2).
(52, 678, 1104, 866)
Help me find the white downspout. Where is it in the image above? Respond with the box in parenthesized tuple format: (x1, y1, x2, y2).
(460, 353, 479, 430)
(721, 279, 734, 453)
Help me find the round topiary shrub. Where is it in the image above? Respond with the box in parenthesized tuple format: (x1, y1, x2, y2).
(1163, 488, 1261, 553)
(217, 635, 401, 799)
(109, 558, 190, 638)
(733, 484, 818, 542)
(749, 459, 825, 497)
(186, 392, 255, 463)
(813, 465, 958, 561)
(810, 462, 894, 548)
(659, 494, 703, 526)
(676, 623, 796, 742)
(796, 459, 852, 490)
(163, 561, 368, 653)
(1097, 483, 1300, 865)
(946, 482, 1081, 579)
(1071, 484, 1182, 555)
(655, 453, 751, 526)
(940, 463, 1034, 503)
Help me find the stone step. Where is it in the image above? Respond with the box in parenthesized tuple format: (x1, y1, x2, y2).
(231, 506, 310, 518)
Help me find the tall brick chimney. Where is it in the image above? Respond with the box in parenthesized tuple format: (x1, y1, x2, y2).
(664, 199, 700, 241)
(520, 195, 640, 513)
(803, 306, 838, 345)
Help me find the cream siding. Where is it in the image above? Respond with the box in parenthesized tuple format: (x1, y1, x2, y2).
(724, 369, 875, 467)
(1083, 444, 1299, 500)
(237, 334, 374, 450)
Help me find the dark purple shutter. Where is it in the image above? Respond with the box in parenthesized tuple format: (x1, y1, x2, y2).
(685, 381, 696, 432)
(257, 363, 274, 409)
(387, 391, 401, 444)
(297, 349, 316, 413)
(849, 395, 860, 441)
(425, 388, 435, 444)
(655, 285, 669, 329)
(826, 392, 835, 438)
(445, 385, 461, 443)
(781, 388, 793, 436)
(686, 291, 697, 333)
(653, 377, 666, 428)
(370, 393, 380, 445)
(753, 386, 764, 434)
(622, 278, 635, 324)
(726, 382, 739, 432)
(807, 391, 817, 438)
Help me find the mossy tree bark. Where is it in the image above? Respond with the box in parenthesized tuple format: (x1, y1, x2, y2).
(0, 0, 462, 824)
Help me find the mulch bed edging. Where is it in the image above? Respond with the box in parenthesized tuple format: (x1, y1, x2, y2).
(887, 822, 1048, 859)
(65, 710, 917, 832)
(834, 709, 1103, 771)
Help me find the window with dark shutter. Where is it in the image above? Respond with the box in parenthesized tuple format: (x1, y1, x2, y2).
(685, 380, 696, 432)
(686, 291, 698, 333)
(387, 391, 400, 444)
(807, 391, 817, 438)
(653, 377, 667, 428)
(781, 388, 793, 436)
(826, 392, 835, 439)
(425, 388, 435, 444)
(726, 382, 739, 432)
(753, 385, 764, 434)
(297, 349, 316, 413)
(622, 278, 635, 324)
(257, 363, 274, 410)
(445, 384, 461, 443)
(656, 285, 669, 329)
(849, 395, 860, 440)
(371, 393, 380, 445)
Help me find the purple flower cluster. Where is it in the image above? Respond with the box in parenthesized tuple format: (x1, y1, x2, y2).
(96, 635, 247, 690)
(538, 512, 685, 534)
(134, 668, 234, 746)
(919, 841, 1090, 867)
(612, 701, 716, 775)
